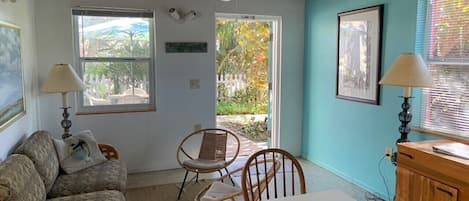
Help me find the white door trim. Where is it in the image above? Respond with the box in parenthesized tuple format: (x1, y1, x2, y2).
(215, 13, 282, 148)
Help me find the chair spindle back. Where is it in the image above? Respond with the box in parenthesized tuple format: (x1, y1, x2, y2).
(241, 148, 306, 201)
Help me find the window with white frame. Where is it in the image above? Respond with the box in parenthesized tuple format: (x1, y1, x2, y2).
(421, 0, 469, 135)
(72, 8, 155, 114)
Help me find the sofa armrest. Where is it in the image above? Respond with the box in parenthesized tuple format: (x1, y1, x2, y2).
(98, 144, 120, 160)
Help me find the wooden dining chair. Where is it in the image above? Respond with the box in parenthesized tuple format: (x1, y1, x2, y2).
(241, 148, 306, 201)
(195, 151, 281, 201)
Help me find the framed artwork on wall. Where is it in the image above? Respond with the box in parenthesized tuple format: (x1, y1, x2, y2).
(0, 21, 25, 131)
(336, 5, 384, 105)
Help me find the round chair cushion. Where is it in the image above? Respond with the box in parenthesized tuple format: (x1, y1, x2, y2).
(182, 159, 227, 170)
(200, 182, 242, 201)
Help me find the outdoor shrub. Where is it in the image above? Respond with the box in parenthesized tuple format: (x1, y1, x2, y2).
(216, 101, 267, 115)
(241, 118, 268, 142)
(217, 83, 228, 102)
(218, 117, 268, 142)
(230, 86, 267, 105)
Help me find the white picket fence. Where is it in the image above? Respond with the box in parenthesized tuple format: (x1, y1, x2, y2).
(217, 73, 247, 98)
(83, 74, 148, 99)
(83, 73, 241, 102)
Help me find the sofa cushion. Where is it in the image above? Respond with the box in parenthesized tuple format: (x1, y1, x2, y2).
(48, 159, 127, 198)
(46, 190, 124, 201)
(14, 130, 59, 192)
(0, 154, 46, 201)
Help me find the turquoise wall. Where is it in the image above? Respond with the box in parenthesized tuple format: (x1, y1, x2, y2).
(302, 0, 428, 198)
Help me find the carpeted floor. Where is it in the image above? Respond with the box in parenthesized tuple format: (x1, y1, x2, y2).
(127, 159, 382, 201)
(125, 181, 211, 201)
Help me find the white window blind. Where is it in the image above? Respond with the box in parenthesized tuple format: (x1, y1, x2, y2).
(421, 0, 469, 136)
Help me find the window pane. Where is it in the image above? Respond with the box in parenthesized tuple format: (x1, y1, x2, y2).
(426, 0, 469, 61)
(421, 0, 469, 136)
(82, 62, 150, 106)
(77, 15, 151, 58)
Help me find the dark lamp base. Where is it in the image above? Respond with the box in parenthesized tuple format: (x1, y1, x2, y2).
(61, 106, 72, 139)
(391, 96, 413, 165)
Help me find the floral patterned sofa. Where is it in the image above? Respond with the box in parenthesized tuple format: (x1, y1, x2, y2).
(0, 131, 127, 201)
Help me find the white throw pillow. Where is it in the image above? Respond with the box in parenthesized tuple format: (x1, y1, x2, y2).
(53, 130, 107, 174)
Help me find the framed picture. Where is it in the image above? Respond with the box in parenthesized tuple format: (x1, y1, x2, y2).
(0, 21, 25, 131)
(336, 5, 383, 105)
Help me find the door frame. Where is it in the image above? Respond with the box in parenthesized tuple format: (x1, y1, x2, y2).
(215, 13, 282, 148)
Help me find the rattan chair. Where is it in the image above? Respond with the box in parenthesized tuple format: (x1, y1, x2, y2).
(241, 148, 306, 201)
(177, 128, 241, 200)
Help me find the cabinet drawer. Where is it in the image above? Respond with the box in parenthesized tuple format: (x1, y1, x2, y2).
(398, 143, 469, 184)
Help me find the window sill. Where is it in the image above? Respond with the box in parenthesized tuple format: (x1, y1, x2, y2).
(76, 108, 156, 116)
(411, 127, 469, 145)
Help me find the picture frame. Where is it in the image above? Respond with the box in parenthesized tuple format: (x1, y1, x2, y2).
(336, 5, 383, 105)
(0, 21, 26, 131)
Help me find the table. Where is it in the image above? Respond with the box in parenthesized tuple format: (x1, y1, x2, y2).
(270, 190, 356, 201)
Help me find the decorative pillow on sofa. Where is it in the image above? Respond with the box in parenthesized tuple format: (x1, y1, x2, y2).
(53, 130, 107, 174)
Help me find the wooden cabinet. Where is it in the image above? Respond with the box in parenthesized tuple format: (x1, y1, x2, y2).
(397, 167, 457, 201)
(396, 140, 469, 201)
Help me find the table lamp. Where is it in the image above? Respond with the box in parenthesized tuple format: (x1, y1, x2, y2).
(379, 53, 433, 145)
(41, 64, 85, 139)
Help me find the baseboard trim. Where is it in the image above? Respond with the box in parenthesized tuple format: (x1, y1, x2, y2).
(302, 155, 389, 200)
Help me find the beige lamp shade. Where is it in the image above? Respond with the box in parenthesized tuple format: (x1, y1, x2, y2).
(379, 53, 433, 88)
(41, 64, 85, 93)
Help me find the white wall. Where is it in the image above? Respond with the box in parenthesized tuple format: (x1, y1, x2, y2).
(0, 0, 39, 160)
(35, 0, 304, 173)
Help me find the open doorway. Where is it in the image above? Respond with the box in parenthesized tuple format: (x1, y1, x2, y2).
(215, 13, 281, 156)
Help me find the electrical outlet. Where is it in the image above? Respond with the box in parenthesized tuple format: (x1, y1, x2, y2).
(385, 147, 393, 160)
(194, 124, 202, 131)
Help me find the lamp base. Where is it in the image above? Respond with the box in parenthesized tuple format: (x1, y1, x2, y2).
(397, 96, 412, 143)
(61, 107, 72, 139)
(391, 96, 413, 165)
